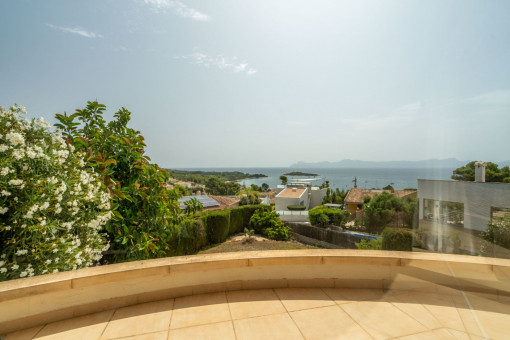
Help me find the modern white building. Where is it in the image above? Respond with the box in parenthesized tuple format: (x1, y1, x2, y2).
(275, 182, 327, 211)
(417, 162, 510, 255)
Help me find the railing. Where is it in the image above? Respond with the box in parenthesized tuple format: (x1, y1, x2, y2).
(277, 210, 309, 216)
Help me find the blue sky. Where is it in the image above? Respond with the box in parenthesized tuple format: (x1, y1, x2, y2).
(1, 0, 509, 167)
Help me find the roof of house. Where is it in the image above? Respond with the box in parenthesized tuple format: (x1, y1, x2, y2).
(344, 188, 416, 205)
(178, 195, 220, 209)
(276, 187, 307, 198)
(208, 195, 240, 208)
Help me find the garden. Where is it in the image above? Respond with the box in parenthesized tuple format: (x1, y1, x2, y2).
(0, 102, 292, 282)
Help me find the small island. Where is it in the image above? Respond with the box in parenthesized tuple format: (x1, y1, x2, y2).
(166, 169, 267, 183)
(284, 171, 319, 177)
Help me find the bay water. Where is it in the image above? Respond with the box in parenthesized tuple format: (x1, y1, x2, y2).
(179, 167, 454, 190)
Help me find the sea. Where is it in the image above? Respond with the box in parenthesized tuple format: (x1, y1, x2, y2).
(177, 167, 455, 190)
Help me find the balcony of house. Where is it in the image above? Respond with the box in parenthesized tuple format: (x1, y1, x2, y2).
(2, 250, 510, 339)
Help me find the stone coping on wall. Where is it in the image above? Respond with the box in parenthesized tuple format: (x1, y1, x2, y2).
(1, 250, 510, 334)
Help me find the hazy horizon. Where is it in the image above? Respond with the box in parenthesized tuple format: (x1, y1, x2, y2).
(1, 0, 509, 167)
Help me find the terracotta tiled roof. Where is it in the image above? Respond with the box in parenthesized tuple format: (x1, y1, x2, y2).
(344, 188, 416, 204)
(208, 195, 240, 208)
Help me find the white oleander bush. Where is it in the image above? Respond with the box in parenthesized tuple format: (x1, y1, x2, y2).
(0, 104, 111, 281)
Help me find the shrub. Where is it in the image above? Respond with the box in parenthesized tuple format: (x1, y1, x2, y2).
(249, 208, 282, 234)
(0, 104, 111, 281)
(364, 192, 405, 233)
(287, 205, 306, 211)
(381, 227, 413, 251)
(55, 101, 182, 261)
(229, 204, 268, 234)
(264, 223, 291, 241)
(168, 218, 207, 255)
(309, 206, 350, 228)
(355, 238, 382, 250)
(480, 220, 510, 256)
(202, 210, 230, 244)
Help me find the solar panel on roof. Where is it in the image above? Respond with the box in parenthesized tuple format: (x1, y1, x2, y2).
(178, 195, 220, 209)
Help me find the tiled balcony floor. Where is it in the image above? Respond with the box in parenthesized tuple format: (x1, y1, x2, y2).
(5, 288, 510, 340)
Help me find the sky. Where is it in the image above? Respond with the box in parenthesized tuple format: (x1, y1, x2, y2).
(1, 0, 509, 168)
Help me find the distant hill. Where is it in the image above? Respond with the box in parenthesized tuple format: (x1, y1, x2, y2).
(290, 158, 469, 169)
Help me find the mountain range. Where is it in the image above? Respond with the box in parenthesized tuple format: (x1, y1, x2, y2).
(290, 158, 510, 169)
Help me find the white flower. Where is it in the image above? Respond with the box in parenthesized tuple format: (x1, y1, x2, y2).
(0, 145, 8, 152)
(0, 261, 4, 267)
(8, 179, 23, 186)
(1, 190, 11, 196)
(19, 271, 28, 277)
(12, 149, 25, 159)
(5, 132, 25, 146)
(0, 268, 6, 274)
(11, 264, 19, 270)
(0, 167, 9, 176)
(0, 207, 8, 214)
(16, 249, 28, 256)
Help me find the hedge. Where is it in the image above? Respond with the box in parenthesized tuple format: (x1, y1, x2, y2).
(287, 205, 306, 211)
(202, 210, 231, 244)
(229, 205, 270, 234)
(309, 206, 350, 228)
(381, 227, 413, 251)
(168, 218, 207, 255)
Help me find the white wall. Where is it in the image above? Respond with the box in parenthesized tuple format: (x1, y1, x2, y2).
(275, 188, 309, 211)
(418, 179, 510, 231)
(310, 188, 327, 208)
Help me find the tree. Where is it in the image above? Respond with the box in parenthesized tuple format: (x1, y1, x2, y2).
(383, 184, 394, 190)
(280, 175, 288, 185)
(452, 161, 510, 182)
(55, 101, 183, 261)
(364, 192, 405, 233)
(322, 188, 348, 205)
(261, 183, 269, 192)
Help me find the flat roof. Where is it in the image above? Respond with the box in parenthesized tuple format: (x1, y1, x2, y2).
(277, 187, 306, 198)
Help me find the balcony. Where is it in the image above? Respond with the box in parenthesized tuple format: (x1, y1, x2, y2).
(1, 250, 510, 339)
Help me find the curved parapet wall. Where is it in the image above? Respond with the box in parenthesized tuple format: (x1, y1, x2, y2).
(1, 250, 510, 334)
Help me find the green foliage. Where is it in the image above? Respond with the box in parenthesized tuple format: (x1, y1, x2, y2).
(322, 188, 348, 205)
(55, 101, 182, 262)
(383, 184, 394, 190)
(280, 175, 287, 185)
(168, 218, 207, 256)
(287, 205, 306, 211)
(355, 238, 382, 250)
(264, 223, 291, 241)
(166, 169, 266, 184)
(0, 104, 110, 280)
(309, 206, 350, 228)
(202, 210, 230, 244)
(229, 205, 268, 234)
(239, 188, 260, 206)
(320, 180, 330, 189)
(480, 220, 510, 256)
(452, 161, 510, 182)
(364, 192, 405, 233)
(381, 228, 413, 251)
(205, 177, 240, 195)
(249, 208, 282, 234)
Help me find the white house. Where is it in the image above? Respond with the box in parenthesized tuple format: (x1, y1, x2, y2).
(417, 162, 510, 255)
(275, 181, 327, 211)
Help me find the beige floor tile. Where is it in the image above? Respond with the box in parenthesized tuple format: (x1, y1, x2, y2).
(227, 289, 286, 319)
(170, 292, 231, 329)
(290, 305, 373, 340)
(100, 299, 173, 340)
(410, 292, 467, 332)
(340, 301, 427, 340)
(233, 313, 304, 340)
(168, 321, 236, 340)
(34, 310, 114, 340)
(469, 308, 510, 340)
(116, 331, 169, 340)
(384, 291, 442, 329)
(274, 288, 335, 312)
(4, 326, 43, 340)
(444, 328, 471, 340)
(394, 328, 457, 340)
(322, 288, 386, 304)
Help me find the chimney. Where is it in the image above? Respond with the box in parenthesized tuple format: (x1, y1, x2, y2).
(292, 188, 297, 192)
(474, 162, 486, 183)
